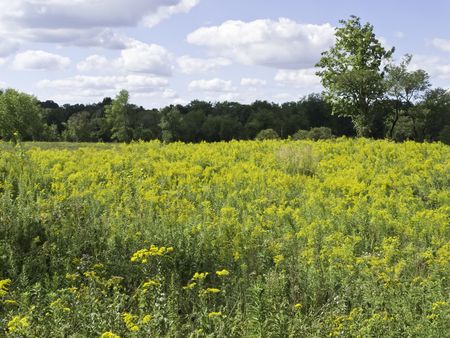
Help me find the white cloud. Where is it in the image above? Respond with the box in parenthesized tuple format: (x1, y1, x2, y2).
(76, 41, 175, 76)
(274, 68, 321, 88)
(240, 78, 267, 86)
(117, 41, 174, 75)
(13, 50, 70, 70)
(0, 81, 7, 88)
(395, 31, 405, 39)
(431, 38, 450, 52)
(187, 18, 335, 69)
(0, 0, 199, 48)
(177, 55, 230, 74)
(188, 78, 235, 92)
(77, 55, 110, 72)
(143, 0, 199, 27)
(38, 74, 168, 93)
(410, 55, 450, 79)
(0, 39, 21, 57)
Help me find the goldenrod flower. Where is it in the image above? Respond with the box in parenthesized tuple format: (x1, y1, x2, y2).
(216, 269, 230, 277)
(192, 272, 208, 281)
(142, 314, 152, 324)
(183, 282, 197, 290)
(0, 279, 12, 297)
(208, 311, 222, 318)
(206, 288, 221, 294)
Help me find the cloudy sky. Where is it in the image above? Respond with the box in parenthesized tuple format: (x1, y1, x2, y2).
(1, 0, 450, 108)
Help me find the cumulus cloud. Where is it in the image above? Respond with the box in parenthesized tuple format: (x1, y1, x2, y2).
(76, 41, 174, 76)
(410, 55, 450, 79)
(187, 18, 335, 69)
(240, 78, 267, 86)
(143, 0, 199, 27)
(38, 74, 168, 93)
(0, 0, 199, 48)
(188, 78, 235, 92)
(77, 55, 110, 72)
(274, 68, 321, 88)
(13, 50, 70, 70)
(0, 39, 21, 57)
(431, 38, 450, 52)
(177, 56, 230, 74)
(117, 41, 174, 75)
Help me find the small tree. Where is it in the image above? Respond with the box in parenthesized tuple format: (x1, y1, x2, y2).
(316, 16, 394, 137)
(105, 89, 132, 142)
(0, 88, 44, 141)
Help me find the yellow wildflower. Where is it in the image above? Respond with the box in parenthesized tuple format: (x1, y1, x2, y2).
(206, 288, 221, 294)
(7, 316, 29, 333)
(208, 311, 222, 318)
(142, 279, 161, 288)
(142, 314, 152, 324)
(100, 332, 120, 338)
(192, 272, 208, 281)
(0, 279, 12, 297)
(216, 269, 230, 277)
(183, 282, 197, 290)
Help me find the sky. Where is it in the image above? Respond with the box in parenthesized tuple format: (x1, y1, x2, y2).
(1, 0, 450, 108)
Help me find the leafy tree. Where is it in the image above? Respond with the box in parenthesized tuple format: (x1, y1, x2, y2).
(0, 88, 44, 141)
(421, 88, 450, 142)
(316, 16, 394, 137)
(159, 106, 182, 143)
(62, 111, 96, 142)
(255, 128, 279, 140)
(105, 90, 132, 142)
(385, 55, 430, 139)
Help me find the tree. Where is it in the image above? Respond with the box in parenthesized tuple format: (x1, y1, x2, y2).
(316, 16, 394, 137)
(0, 88, 44, 141)
(105, 89, 132, 142)
(385, 54, 430, 139)
(62, 111, 96, 142)
(159, 106, 182, 143)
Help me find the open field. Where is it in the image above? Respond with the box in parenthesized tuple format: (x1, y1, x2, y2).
(0, 139, 449, 337)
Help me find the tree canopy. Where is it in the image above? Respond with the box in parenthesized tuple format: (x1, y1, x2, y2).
(316, 16, 394, 137)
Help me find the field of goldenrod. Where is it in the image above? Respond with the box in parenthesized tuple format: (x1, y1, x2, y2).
(0, 138, 449, 337)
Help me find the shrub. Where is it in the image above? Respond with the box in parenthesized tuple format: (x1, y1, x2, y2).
(255, 128, 279, 140)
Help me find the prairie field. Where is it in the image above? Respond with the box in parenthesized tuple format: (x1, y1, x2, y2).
(0, 139, 449, 337)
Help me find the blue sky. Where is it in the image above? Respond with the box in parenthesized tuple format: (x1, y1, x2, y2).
(1, 0, 450, 108)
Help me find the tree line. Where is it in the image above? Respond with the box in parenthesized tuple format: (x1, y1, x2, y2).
(0, 16, 449, 144)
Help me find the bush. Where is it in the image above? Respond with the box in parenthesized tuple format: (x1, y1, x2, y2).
(292, 127, 334, 140)
(255, 128, 279, 140)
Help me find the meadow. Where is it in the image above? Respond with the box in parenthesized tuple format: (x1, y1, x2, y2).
(0, 138, 449, 337)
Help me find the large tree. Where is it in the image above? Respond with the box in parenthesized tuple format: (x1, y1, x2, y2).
(385, 54, 430, 139)
(0, 88, 44, 141)
(316, 16, 394, 137)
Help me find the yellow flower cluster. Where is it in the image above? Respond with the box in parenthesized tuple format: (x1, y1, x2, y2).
(100, 332, 120, 338)
(130, 245, 174, 263)
(215, 269, 230, 277)
(7, 315, 29, 333)
(122, 312, 140, 332)
(0, 279, 12, 297)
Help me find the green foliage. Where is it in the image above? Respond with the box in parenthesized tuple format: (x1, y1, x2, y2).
(255, 128, 279, 140)
(292, 127, 334, 140)
(0, 89, 44, 141)
(385, 54, 431, 139)
(105, 90, 133, 142)
(316, 16, 394, 137)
